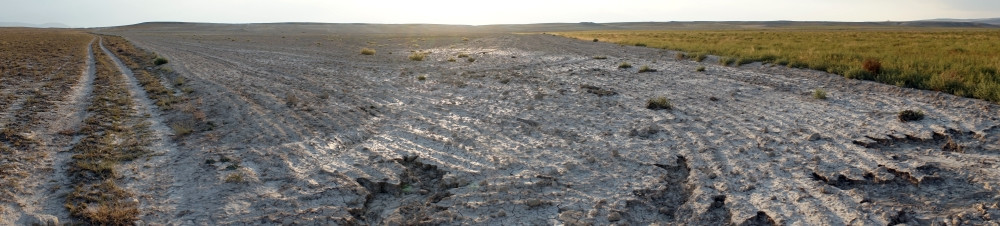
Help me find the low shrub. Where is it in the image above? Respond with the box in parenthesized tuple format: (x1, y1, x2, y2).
(618, 62, 632, 69)
(634, 43, 647, 47)
(593, 56, 607, 59)
(467, 58, 476, 63)
(153, 57, 168, 66)
(638, 65, 656, 73)
(862, 59, 882, 74)
(593, 38, 599, 42)
(646, 97, 672, 110)
(696, 66, 706, 72)
(409, 52, 426, 61)
(898, 110, 925, 122)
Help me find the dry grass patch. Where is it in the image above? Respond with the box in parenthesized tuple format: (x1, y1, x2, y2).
(361, 48, 376, 55)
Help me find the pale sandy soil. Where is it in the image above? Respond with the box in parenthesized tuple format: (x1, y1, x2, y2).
(12, 25, 1000, 225)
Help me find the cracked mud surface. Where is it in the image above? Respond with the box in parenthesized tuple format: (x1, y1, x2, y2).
(88, 24, 1000, 225)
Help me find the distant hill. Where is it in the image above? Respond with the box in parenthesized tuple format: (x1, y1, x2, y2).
(922, 18, 1000, 25)
(0, 22, 70, 28)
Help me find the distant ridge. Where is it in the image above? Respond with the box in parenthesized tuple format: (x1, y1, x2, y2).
(921, 18, 1000, 25)
(0, 22, 70, 28)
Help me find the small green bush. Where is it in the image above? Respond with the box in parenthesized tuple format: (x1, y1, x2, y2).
(593, 38, 599, 42)
(154, 57, 168, 66)
(618, 62, 632, 69)
(813, 89, 827, 100)
(696, 66, 706, 72)
(646, 97, 672, 110)
(467, 58, 476, 63)
(417, 75, 427, 81)
(898, 110, 925, 122)
(457, 53, 469, 58)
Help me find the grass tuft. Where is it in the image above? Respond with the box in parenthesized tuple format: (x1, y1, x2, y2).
(813, 89, 827, 100)
(360, 48, 376, 55)
(696, 66, 706, 72)
(409, 52, 426, 61)
(638, 65, 656, 73)
(618, 62, 632, 69)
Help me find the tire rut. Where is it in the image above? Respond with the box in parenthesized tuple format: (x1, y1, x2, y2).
(97, 37, 181, 220)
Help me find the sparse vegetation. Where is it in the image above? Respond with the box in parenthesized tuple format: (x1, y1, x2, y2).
(675, 52, 685, 60)
(361, 48, 376, 55)
(898, 110, 925, 122)
(696, 66, 706, 72)
(813, 89, 828, 100)
(646, 97, 673, 110)
(457, 53, 469, 58)
(447, 57, 456, 62)
(634, 43, 647, 47)
(555, 29, 1000, 103)
(417, 75, 427, 81)
(618, 62, 632, 69)
(467, 57, 476, 62)
(638, 65, 656, 73)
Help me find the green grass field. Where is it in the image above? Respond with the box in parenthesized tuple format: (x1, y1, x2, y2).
(556, 29, 1000, 103)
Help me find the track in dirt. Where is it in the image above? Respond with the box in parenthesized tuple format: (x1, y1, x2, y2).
(63, 25, 1000, 225)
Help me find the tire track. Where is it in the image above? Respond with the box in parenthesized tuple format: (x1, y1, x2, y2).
(12, 37, 96, 226)
(97, 37, 181, 221)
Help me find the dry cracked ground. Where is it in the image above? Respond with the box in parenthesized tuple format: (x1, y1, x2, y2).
(9, 24, 1000, 225)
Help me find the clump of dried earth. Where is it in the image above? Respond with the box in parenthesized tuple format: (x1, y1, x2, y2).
(24, 24, 998, 224)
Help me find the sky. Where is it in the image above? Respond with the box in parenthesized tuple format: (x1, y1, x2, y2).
(1, 0, 998, 28)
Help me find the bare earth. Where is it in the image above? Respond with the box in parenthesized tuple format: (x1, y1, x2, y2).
(16, 25, 1000, 225)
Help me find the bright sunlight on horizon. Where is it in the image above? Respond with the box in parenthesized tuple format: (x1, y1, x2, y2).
(2, 0, 999, 27)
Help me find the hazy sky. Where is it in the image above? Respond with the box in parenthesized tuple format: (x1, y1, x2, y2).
(2, 0, 998, 27)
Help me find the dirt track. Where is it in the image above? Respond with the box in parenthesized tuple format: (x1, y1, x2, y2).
(87, 27, 1000, 225)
